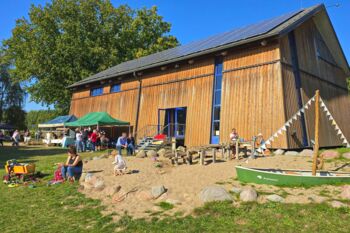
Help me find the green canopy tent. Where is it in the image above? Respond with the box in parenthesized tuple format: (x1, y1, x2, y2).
(65, 112, 129, 128)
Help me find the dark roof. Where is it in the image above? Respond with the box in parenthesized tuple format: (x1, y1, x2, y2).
(42, 115, 77, 125)
(0, 123, 15, 130)
(69, 4, 325, 88)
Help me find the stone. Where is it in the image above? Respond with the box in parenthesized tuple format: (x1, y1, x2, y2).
(164, 151, 175, 158)
(231, 187, 242, 194)
(199, 186, 233, 203)
(274, 149, 285, 156)
(79, 173, 87, 183)
(284, 151, 299, 156)
(320, 150, 340, 160)
(94, 179, 105, 191)
(93, 156, 101, 160)
(105, 185, 121, 196)
(330, 200, 347, 208)
(266, 194, 284, 203)
(340, 185, 350, 200)
(342, 153, 350, 160)
(157, 148, 167, 157)
(136, 190, 153, 201)
(299, 149, 314, 157)
(151, 185, 167, 199)
(147, 150, 158, 158)
(84, 173, 96, 184)
(165, 199, 181, 205)
(99, 154, 108, 159)
(78, 185, 85, 192)
(177, 146, 186, 152)
(83, 182, 94, 190)
(239, 187, 258, 202)
(136, 150, 146, 158)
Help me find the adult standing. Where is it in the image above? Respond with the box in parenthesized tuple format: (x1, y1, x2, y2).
(12, 130, 20, 147)
(127, 133, 135, 155)
(116, 132, 128, 155)
(82, 128, 89, 152)
(89, 129, 98, 152)
(75, 129, 83, 152)
(0, 131, 4, 146)
(24, 130, 31, 144)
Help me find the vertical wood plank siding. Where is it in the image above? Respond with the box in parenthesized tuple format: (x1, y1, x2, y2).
(221, 44, 288, 148)
(280, 17, 350, 147)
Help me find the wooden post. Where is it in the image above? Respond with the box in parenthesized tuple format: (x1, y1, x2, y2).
(186, 150, 192, 165)
(312, 90, 320, 176)
(174, 151, 179, 166)
(171, 137, 176, 152)
(226, 148, 231, 161)
(212, 148, 216, 163)
(235, 140, 239, 160)
(200, 151, 205, 165)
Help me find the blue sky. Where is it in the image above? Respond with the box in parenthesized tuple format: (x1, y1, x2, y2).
(0, 0, 349, 112)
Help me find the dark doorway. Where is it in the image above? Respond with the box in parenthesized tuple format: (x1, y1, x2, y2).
(158, 107, 186, 141)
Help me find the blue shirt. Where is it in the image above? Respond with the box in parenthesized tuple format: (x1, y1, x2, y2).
(117, 136, 127, 146)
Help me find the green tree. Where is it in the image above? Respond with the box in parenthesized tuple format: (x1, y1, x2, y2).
(25, 109, 60, 130)
(4, 0, 178, 113)
(0, 50, 26, 129)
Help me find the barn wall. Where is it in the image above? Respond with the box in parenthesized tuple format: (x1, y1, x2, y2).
(221, 43, 288, 148)
(280, 18, 350, 147)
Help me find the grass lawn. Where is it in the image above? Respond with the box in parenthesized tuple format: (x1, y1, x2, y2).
(1, 145, 350, 233)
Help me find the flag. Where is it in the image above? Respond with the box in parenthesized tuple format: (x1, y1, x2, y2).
(332, 120, 337, 126)
(282, 126, 287, 131)
(274, 133, 278, 138)
(343, 139, 348, 144)
(265, 140, 271, 145)
(278, 129, 282, 135)
(293, 115, 297, 120)
(297, 112, 301, 116)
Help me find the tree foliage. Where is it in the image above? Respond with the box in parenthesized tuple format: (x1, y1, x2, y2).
(25, 109, 60, 130)
(4, 0, 178, 113)
(0, 50, 26, 129)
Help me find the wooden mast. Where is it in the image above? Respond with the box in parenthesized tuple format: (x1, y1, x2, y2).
(312, 90, 320, 176)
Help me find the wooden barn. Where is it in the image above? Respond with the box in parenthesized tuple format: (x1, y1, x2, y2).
(68, 4, 350, 149)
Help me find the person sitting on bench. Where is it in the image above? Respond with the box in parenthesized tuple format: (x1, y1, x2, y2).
(61, 145, 83, 181)
(116, 132, 128, 155)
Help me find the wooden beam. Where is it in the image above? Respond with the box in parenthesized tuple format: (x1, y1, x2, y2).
(312, 90, 320, 176)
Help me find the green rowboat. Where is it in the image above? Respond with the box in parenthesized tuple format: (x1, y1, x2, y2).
(236, 166, 350, 186)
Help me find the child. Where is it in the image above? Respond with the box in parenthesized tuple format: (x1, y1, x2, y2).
(112, 154, 127, 176)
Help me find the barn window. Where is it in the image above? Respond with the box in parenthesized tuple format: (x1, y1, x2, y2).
(315, 33, 336, 66)
(90, 87, 103, 96)
(110, 83, 121, 93)
(210, 57, 223, 144)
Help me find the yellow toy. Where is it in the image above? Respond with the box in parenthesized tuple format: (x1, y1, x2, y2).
(5, 159, 35, 175)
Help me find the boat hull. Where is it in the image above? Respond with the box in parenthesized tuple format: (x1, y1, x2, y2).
(236, 166, 350, 186)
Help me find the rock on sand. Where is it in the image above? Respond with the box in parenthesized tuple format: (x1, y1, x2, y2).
(299, 149, 314, 157)
(239, 187, 258, 202)
(330, 200, 347, 208)
(320, 150, 340, 160)
(284, 151, 299, 156)
(151, 185, 166, 199)
(199, 186, 233, 203)
(136, 150, 146, 158)
(266, 194, 284, 203)
(146, 150, 157, 157)
(342, 152, 350, 160)
(340, 185, 350, 200)
(274, 149, 285, 155)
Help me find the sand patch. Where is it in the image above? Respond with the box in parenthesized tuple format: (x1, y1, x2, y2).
(80, 154, 350, 219)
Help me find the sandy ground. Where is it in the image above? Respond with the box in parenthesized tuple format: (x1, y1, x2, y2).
(80, 153, 350, 219)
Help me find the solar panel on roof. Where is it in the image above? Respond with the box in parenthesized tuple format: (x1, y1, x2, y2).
(70, 8, 305, 87)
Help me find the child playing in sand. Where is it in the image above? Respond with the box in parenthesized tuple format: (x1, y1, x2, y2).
(112, 154, 127, 176)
